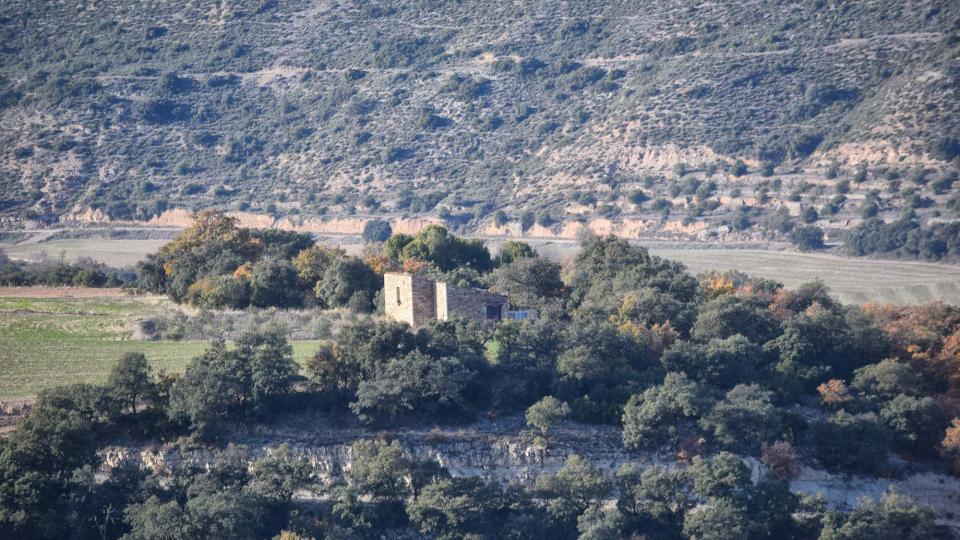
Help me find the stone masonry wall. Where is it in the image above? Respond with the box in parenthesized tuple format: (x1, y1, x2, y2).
(438, 282, 508, 323)
(435, 281, 449, 321)
(410, 275, 436, 326)
(386, 273, 506, 326)
(384, 273, 437, 327)
(383, 273, 413, 325)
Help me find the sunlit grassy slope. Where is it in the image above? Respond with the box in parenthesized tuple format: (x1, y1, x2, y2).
(0, 296, 321, 399)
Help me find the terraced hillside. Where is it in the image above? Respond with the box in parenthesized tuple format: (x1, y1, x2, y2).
(1, 0, 958, 241)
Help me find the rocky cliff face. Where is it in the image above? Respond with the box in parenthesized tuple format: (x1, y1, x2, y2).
(99, 417, 960, 531)
(102, 419, 629, 484)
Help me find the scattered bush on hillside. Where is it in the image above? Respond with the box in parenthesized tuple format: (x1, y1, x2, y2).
(791, 225, 824, 251)
(5, 0, 958, 240)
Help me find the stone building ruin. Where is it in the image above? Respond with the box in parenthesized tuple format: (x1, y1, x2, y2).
(384, 272, 510, 327)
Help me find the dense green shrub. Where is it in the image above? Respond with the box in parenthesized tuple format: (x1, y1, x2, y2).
(819, 494, 949, 539)
(362, 219, 392, 243)
(315, 257, 379, 310)
(168, 326, 297, 435)
(791, 225, 824, 251)
(622, 373, 710, 449)
(351, 351, 478, 423)
(808, 411, 890, 474)
(700, 384, 784, 450)
(249, 257, 303, 308)
(847, 218, 960, 260)
(385, 225, 492, 271)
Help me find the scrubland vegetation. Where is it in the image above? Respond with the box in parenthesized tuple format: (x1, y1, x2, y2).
(846, 216, 960, 260)
(3, 218, 960, 539)
(1, 0, 959, 255)
(0, 249, 134, 287)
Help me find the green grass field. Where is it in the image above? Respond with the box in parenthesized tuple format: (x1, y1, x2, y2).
(0, 296, 321, 400)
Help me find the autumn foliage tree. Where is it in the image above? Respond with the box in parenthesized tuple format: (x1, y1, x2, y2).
(863, 302, 960, 399)
(136, 210, 315, 307)
(942, 418, 960, 475)
(761, 440, 799, 480)
(817, 379, 853, 409)
(134, 210, 396, 310)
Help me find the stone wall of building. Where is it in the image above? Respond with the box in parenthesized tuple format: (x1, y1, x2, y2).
(384, 273, 435, 327)
(437, 282, 509, 323)
(411, 276, 437, 325)
(385, 273, 508, 327)
(435, 281, 450, 321)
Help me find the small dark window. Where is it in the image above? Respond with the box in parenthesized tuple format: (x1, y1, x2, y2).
(396, 287, 401, 305)
(486, 304, 502, 320)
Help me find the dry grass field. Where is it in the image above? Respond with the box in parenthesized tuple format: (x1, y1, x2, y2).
(650, 249, 960, 306)
(522, 240, 960, 306)
(0, 293, 322, 400)
(0, 287, 134, 298)
(2, 239, 169, 267)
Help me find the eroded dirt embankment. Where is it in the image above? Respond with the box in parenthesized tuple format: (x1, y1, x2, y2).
(52, 207, 732, 242)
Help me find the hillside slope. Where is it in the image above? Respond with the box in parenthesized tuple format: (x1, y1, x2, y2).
(1, 0, 958, 238)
